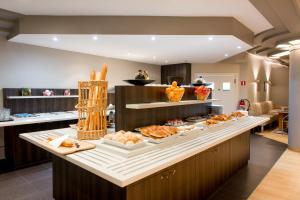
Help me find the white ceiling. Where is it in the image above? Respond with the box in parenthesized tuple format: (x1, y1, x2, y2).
(10, 34, 252, 65)
(0, 0, 272, 34)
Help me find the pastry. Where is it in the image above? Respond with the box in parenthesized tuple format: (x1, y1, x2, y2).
(205, 119, 219, 125)
(104, 131, 144, 145)
(139, 125, 178, 139)
(211, 114, 232, 121)
(231, 111, 244, 118)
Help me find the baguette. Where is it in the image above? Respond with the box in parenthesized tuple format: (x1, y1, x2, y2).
(100, 64, 107, 129)
(84, 69, 97, 131)
(100, 64, 107, 80)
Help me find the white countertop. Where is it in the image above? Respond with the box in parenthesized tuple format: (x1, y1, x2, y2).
(0, 111, 78, 127)
(20, 116, 269, 187)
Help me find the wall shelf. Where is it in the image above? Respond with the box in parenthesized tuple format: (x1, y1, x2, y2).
(126, 99, 220, 109)
(7, 95, 78, 99)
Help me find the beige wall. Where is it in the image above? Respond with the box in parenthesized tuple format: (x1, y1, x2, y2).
(0, 37, 160, 107)
(192, 63, 240, 76)
(0, 37, 160, 158)
(270, 67, 289, 106)
(246, 53, 289, 106)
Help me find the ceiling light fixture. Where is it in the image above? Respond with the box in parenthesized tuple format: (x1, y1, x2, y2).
(92, 35, 98, 40)
(127, 53, 131, 56)
(52, 36, 58, 42)
(289, 39, 300, 45)
(237, 46, 242, 49)
(151, 36, 156, 41)
(225, 54, 229, 57)
(152, 56, 156, 60)
(269, 51, 290, 58)
(208, 36, 214, 41)
(165, 60, 168, 64)
(276, 44, 291, 49)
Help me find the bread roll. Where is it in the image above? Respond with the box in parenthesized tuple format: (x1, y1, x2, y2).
(47, 136, 74, 148)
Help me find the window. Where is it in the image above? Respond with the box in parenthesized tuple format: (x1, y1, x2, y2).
(223, 82, 231, 91)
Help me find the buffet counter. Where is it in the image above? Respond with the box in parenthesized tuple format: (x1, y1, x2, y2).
(20, 116, 268, 200)
(0, 111, 78, 128)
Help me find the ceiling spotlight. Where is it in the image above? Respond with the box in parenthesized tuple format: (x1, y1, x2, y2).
(151, 36, 156, 41)
(152, 56, 156, 60)
(127, 53, 131, 56)
(92, 35, 98, 40)
(289, 39, 300, 45)
(208, 36, 214, 41)
(225, 54, 229, 57)
(237, 46, 242, 49)
(52, 36, 58, 42)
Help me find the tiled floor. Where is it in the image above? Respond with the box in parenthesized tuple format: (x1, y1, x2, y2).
(0, 163, 52, 200)
(0, 133, 287, 200)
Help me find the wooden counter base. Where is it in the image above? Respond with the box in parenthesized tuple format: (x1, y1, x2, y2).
(52, 131, 250, 200)
(3, 120, 77, 170)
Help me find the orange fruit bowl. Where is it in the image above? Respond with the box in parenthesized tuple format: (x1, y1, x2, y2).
(165, 81, 185, 102)
(166, 91, 184, 102)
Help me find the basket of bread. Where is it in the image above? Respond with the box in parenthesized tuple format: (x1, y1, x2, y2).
(76, 64, 108, 140)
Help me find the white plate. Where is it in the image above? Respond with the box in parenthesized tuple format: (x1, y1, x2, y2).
(102, 138, 147, 150)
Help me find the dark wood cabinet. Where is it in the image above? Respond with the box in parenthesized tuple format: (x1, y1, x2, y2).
(126, 132, 250, 200)
(161, 63, 191, 85)
(3, 120, 77, 170)
(52, 132, 250, 200)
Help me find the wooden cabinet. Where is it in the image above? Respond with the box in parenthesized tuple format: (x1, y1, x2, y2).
(127, 160, 196, 200)
(230, 132, 250, 173)
(3, 120, 77, 170)
(52, 132, 251, 200)
(161, 63, 191, 85)
(126, 132, 250, 200)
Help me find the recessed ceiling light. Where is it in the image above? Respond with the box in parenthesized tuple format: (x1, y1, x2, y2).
(127, 53, 131, 56)
(151, 36, 156, 41)
(225, 54, 229, 57)
(237, 46, 242, 49)
(165, 60, 168, 64)
(208, 36, 214, 41)
(152, 56, 156, 60)
(92, 35, 98, 40)
(289, 39, 300, 45)
(52, 36, 58, 42)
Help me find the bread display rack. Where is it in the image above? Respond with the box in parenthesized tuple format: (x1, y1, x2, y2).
(76, 65, 108, 140)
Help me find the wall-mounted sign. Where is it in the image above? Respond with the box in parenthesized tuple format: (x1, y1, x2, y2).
(241, 80, 246, 86)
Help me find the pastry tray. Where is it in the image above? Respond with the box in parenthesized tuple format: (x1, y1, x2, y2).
(92, 140, 156, 158)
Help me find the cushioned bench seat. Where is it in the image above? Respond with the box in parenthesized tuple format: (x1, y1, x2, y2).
(249, 101, 279, 132)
